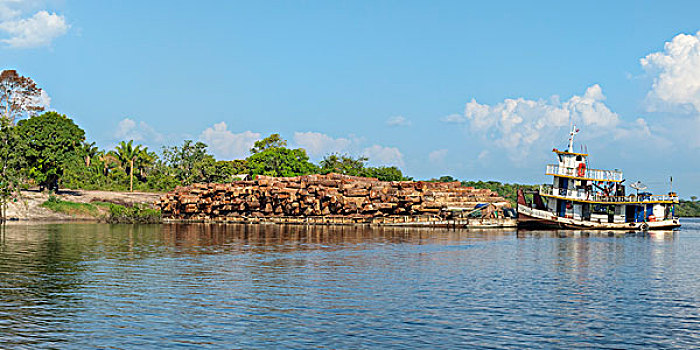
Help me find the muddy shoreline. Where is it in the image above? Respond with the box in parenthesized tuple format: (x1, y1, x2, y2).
(3, 189, 162, 222)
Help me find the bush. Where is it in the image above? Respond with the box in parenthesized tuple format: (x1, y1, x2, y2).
(677, 200, 700, 217)
(107, 203, 162, 224)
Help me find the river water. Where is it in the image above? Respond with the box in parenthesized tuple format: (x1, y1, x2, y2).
(1, 219, 699, 349)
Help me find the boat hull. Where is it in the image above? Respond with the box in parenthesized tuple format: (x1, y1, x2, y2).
(517, 205, 681, 230)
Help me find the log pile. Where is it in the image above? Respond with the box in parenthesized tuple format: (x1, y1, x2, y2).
(157, 173, 511, 223)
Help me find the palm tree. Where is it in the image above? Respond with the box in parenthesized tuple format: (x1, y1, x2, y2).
(113, 140, 142, 192)
(82, 141, 100, 167)
(99, 152, 119, 176)
(135, 147, 155, 179)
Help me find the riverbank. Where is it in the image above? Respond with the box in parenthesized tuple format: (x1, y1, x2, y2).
(4, 189, 162, 222)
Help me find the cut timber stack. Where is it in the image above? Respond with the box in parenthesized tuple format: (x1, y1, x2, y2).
(157, 173, 511, 225)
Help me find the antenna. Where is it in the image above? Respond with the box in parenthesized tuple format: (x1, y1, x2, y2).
(567, 125, 579, 152)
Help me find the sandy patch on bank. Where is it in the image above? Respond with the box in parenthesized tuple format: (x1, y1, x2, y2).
(4, 189, 162, 221)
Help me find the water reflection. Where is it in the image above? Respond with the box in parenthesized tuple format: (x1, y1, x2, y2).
(0, 221, 698, 349)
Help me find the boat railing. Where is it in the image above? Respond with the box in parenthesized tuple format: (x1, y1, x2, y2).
(545, 164, 623, 182)
(539, 185, 678, 203)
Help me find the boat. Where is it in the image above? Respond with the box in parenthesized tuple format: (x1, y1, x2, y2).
(517, 126, 680, 230)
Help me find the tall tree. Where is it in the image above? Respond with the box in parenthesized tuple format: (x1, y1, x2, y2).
(82, 141, 99, 167)
(161, 140, 216, 185)
(113, 140, 143, 192)
(99, 152, 119, 176)
(247, 147, 318, 177)
(250, 133, 287, 154)
(246, 135, 317, 177)
(135, 147, 156, 180)
(0, 117, 23, 221)
(0, 70, 45, 125)
(15, 112, 85, 192)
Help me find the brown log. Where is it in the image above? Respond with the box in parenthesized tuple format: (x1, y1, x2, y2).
(345, 189, 369, 197)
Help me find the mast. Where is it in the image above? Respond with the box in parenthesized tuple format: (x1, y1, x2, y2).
(567, 124, 579, 152)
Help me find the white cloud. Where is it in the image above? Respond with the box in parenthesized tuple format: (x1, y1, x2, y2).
(614, 118, 652, 139)
(0, 1, 22, 21)
(362, 145, 404, 167)
(293, 131, 353, 157)
(441, 113, 466, 124)
(641, 31, 700, 114)
(638, 31, 700, 150)
(36, 89, 50, 108)
(199, 122, 260, 160)
(462, 84, 621, 157)
(564, 85, 620, 127)
(0, 10, 69, 48)
(114, 118, 164, 144)
(386, 115, 412, 127)
(428, 149, 448, 164)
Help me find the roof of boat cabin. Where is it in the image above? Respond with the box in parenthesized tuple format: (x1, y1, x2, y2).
(552, 148, 588, 157)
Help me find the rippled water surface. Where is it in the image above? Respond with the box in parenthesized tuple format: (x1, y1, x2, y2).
(1, 219, 700, 349)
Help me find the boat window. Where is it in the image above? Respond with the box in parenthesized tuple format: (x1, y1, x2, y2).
(576, 155, 582, 161)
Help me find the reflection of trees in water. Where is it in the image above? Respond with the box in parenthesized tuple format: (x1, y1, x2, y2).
(0, 224, 95, 347)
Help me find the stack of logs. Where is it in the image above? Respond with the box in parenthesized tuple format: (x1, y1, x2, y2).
(157, 173, 510, 222)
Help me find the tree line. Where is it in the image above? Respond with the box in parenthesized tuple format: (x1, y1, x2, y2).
(3, 113, 411, 193)
(0, 70, 410, 209)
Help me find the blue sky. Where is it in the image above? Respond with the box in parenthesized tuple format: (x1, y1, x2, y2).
(1, 1, 699, 197)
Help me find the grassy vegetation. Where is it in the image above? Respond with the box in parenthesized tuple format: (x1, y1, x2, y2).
(41, 196, 162, 223)
(41, 196, 103, 217)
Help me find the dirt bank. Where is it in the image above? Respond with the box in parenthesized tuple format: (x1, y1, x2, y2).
(4, 189, 162, 221)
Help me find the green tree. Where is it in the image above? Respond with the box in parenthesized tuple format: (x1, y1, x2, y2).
(429, 175, 456, 182)
(250, 133, 287, 154)
(112, 140, 143, 192)
(0, 117, 24, 221)
(207, 160, 248, 183)
(677, 200, 700, 217)
(247, 147, 318, 177)
(15, 112, 85, 191)
(81, 141, 99, 167)
(100, 152, 120, 176)
(135, 147, 156, 181)
(319, 153, 408, 181)
(161, 140, 217, 185)
(363, 166, 407, 182)
(246, 135, 317, 177)
(319, 154, 368, 176)
(461, 180, 539, 206)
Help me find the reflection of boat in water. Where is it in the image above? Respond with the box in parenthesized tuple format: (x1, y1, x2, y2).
(517, 126, 681, 230)
(516, 229, 676, 239)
